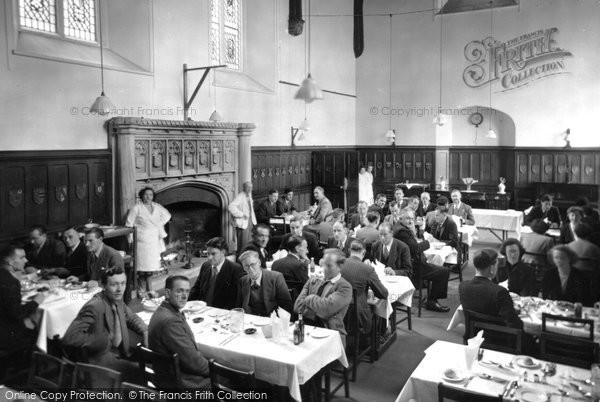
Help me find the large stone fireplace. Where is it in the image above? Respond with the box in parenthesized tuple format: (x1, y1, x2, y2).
(109, 117, 255, 251)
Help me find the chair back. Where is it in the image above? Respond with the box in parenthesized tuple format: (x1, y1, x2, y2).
(540, 331, 600, 369)
(209, 359, 256, 400)
(438, 382, 502, 402)
(137, 344, 183, 390)
(463, 310, 523, 354)
(27, 351, 70, 391)
(269, 217, 287, 235)
(71, 362, 121, 391)
(541, 313, 594, 341)
(122, 382, 164, 402)
(53, 335, 89, 363)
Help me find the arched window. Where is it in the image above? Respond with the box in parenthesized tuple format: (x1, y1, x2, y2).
(19, 0, 97, 42)
(210, 0, 242, 71)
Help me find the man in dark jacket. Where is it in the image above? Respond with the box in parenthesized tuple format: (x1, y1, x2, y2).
(25, 224, 66, 271)
(372, 222, 412, 277)
(189, 237, 244, 310)
(272, 235, 309, 284)
(279, 216, 321, 262)
(255, 189, 280, 225)
(241, 224, 272, 268)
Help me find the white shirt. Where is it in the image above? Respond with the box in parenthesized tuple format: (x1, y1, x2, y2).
(213, 258, 225, 274)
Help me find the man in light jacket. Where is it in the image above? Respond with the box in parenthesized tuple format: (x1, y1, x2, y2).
(228, 181, 257, 254)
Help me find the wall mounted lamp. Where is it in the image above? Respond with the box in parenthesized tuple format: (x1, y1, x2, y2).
(291, 126, 307, 147)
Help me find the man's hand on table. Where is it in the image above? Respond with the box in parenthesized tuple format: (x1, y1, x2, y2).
(384, 267, 395, 276)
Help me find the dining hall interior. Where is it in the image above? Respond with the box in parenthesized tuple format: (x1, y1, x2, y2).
(1, 0, 600, 401)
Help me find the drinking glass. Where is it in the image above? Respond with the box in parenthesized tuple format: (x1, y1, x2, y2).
(230, 308, 244, 333)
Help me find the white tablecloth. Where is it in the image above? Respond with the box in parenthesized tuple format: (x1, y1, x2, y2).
(423, 245, 458, 266)
(472, 208, 524, 238)
(369, 276, 415, 319)
(34, 287, 102, 352)
(458, 225, 478, 247)
(396, 340, 591, 402)
(520, 225, 561, 240)
(138, 307, 348, 402)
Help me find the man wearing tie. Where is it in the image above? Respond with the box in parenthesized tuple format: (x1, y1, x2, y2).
(229, 181, 257, 254)
(327, 222, 355, 257)
(309, 187, 333, 225)
(67, 228, 123, 287)
(448, 189, 475, 225)
(255, 188, 280, 225)
(427, 206, 459, 249)
(189, 237, 244, 310)
(62, 267, 147, 384)
(62, 227, 87, 279)
(236, 251, 293, 316)
(241, 224, 272, 268)
(294, 250, 352, 345)
(416, 192, 435, 217)
(372, 222, 412, 277)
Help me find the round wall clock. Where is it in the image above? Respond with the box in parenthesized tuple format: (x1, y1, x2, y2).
(469, 112, 484, 127)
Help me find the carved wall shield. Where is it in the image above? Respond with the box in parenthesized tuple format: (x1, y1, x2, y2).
(33, 187, 46, 205)
(8, 188, 23, 207)
(94, 182, 105, 197)
(55, 185, 67, 203)
(76, 184, 87, 200)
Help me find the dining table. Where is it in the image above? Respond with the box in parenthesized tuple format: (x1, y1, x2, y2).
(472, 208, 524, 241)
(396, 340, 593, 402)
(137, 306, 348, 402)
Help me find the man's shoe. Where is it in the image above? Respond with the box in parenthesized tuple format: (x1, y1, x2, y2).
(425, 301, 450, 313)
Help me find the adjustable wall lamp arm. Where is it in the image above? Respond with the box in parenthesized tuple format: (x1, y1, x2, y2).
(291, 126, 301, 147)
(182, 64, 227, 120)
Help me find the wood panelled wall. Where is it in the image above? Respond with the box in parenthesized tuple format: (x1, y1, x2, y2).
(251, 148, 313, 210)
(251, 146, 600, 212)
(0, 150, 112, 243)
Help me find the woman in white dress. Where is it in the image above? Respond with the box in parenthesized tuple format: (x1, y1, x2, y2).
(126, 187, 171, 289)
(358, 165, 374, 204)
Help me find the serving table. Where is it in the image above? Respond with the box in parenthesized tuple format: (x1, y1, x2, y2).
(138, 307, 348, 402)
(396, 340, 592, 402)
(472, 208, 524, 241)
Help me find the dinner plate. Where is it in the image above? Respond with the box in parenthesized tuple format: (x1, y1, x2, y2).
(208, 311, 229, 318)
(515, 356, 541, 369)
(384, 276, 401, 283)
(442, 368, 466, 383)
(184, 300, 207, 312)
(142, 297, 164, 312)
(517, 389, 547, 402)
(65, 282, 86, 290)
(310, 328, 331, 339)
(251, 317, 271, 326)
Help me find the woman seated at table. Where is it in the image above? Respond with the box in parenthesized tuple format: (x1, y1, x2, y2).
(520, 219, 554, 267)
(525, 194, 561, 228)
(558, 206, 583, 244)
(541, 245, 590, 306)
(496, 238, 537, 297)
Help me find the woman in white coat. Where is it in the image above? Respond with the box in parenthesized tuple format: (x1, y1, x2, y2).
(126, 187, 171, 289)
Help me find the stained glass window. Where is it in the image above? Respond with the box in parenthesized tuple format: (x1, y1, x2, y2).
(18, 0, 97, 42)
(210, 0, 241, 70)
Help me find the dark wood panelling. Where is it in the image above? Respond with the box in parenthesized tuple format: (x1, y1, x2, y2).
(0, 150, 112, 243)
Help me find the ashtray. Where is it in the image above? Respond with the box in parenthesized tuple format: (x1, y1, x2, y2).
(192, 317, 204, 324)
(244, 328, 257, 335)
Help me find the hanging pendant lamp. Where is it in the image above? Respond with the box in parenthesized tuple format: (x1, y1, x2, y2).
(486, 0, 497, 139)
(433, 9, 445, 127)
(90, 0, 114, 115)
(384, 14, 395, 143)
(209, 67, 222, 121)
(295, 0, 323, 102)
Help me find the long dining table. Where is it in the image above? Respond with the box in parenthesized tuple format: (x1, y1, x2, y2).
(137, 306, 348, 402)
(396, 340, 592, 402)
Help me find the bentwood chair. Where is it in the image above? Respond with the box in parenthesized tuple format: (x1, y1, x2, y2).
(208, 359, 256, 401)
(463, 310, 524, 354)
(27, 351, 71, 391)
(71, 362, 122, 392)
(137, 344, 183, 390)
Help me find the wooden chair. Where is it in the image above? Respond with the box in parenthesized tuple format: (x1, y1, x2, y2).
(540, 331, 600, 369)
(394, 300, 412, 330)
(438, 382, 503, 402)
(447, 232, 467, 282)
(541, 313, 594, 340)
(71, 362, 121, 392)
(122, 382, 164, 402)
(208, 359, 256, 401)
(137, 344, 183, 390)
(342, 288, 373, 383)
(463, 310, 524, 354)
(0, 345, 33, 385)
(27, 351, 71, 391)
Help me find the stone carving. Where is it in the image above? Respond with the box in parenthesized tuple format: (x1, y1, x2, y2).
(184, 141, 196, 168)
(33, 187, 46, 205)
(8, 188, 23, 207)
(75, 184, 87, 200)
(199, 141, 210, 167)
(152, 141, 165, 169)
(94, 182, 105, 197)
(268, 168, 273, 177)
(135, 140, 148, 171)
(212, 141, 222, 167)
(275, 168, 280, 176)
(55, 185, 67, 203)
(224, 140, 234, 169)
(585, 166, 593, 175)
(168, 141, 181, 168)
(253, 169, 258, 179)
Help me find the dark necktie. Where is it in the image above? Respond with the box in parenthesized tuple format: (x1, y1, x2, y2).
(251, 281, 260, 290)
(111, 305, 122, 348)
(205, 266, 218, 305)
(383, 245, 389, 259)
(317, 280, 331, 297)
(436, 224, 443, 239)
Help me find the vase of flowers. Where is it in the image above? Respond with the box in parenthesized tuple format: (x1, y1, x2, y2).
(461, 177, 479, 192)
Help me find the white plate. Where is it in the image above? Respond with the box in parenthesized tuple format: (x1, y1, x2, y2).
(184, 300, 207, 312)
(208, 311, 229, 318)
(515, 356, 541, 369)
(65, 282, 86, 290)
(517, 389, 547, 402)
(442, 368, 466, 383)
(251, 317, 271, 327)
(384, 276, 401, 283)
(310, 328, 331, 339)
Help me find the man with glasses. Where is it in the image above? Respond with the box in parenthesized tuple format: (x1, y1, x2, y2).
(237, 250, 293, 316)
(149, 275, 211, 388)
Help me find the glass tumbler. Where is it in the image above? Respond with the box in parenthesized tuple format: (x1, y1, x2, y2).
(230, 308, 245, 333)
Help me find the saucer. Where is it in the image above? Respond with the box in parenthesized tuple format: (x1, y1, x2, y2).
(442, 368, 466, 383)
(310, 328, 330, 339)
(515, 356, 541, 369)
(517, 389, 546, 402)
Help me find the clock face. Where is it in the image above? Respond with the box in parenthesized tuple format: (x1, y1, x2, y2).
(469, 112, 484, 127)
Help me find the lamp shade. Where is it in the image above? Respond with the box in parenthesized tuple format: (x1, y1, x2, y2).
(385, 129, 396, 141)
(209, 110, 222, 122)
(486, 128, 497, 139)
(299, 118, 310, 131)
(90, 92, 114, 116)
(295, 74, 323, 103)
(433, 114, 446, 126)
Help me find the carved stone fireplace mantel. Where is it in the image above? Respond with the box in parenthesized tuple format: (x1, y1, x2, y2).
(109, 117, 255, 248)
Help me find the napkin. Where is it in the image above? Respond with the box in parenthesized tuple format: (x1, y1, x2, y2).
(499, 280, 509, 289)
(465, 330, 485, 370)
(271, 307, 291, 342)
(354, 225, 361, 233)
(272, 249, 288, 261)
(423, 231, 434, 242)
(371, 260, 386, 280)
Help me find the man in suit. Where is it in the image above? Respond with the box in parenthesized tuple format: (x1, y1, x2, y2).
(241, 224, 272, 268)
(449, 189, 475, 225)
(255, 188, 280, 225)
(189, 237, 244, 310)
(372, 222, 412, 277)
(416, 192, 435, 217)
(355, 212, 381, 258)
(63, 267, 147, 383)
(393, 188, 408, 210)
(309, 186, 333, 225)
(149, 275, 210, 388)
(427, 206, 459, 249)
(459, 249, 523, 329)
(229, 181, 257, 254)
(368, 193, 387, 217)
(425, 196, 449, 228)
(294, 250, 352, 344)
(67, 227, 124, 285)
(62, 227, 87, 279)
(273, 235, 309, 284)
(525, 194, 561, 228)
(341, 240, 389, 334)
(403, 196, 420, 214)
(383, 201, 401, 227)
(327, 221, 355, 257)
(521, 219, 554, 266)
(237, 250, 293, 316)
(0, 246, 47, 354)
(24, 224, 66, 272)
(277, 187, 297, 215)
(279, 216, 321, 262)
(394, 209, 451, 312)
(348, 201, 369, 229)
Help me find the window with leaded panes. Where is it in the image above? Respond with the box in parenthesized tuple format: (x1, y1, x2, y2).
(18, 0, 97, 42)
(210, 0, 241, 71)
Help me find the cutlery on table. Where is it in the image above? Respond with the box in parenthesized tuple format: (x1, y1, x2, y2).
(463, 375, 474, 388)
(477, 373, 508, 383)
(220, 333, 240, 346)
